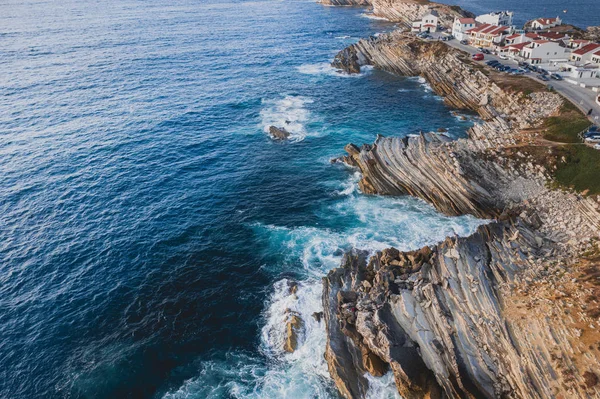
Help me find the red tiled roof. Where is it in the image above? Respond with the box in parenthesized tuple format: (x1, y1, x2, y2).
(537, 32, 567, 40)
(505, 34, 521, 40)
(467, 23, 507, 36)
(593, 51, 600, 57)
(535, 17, 558, 25)
(525, 33, 541, 39)
(573, 43, 600, 56)
(503, 42, 530, 52)
(532, 40, 550, 44)
(458, 18, 476, 24)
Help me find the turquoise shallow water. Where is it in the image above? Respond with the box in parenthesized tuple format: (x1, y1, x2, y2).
(0, 1, 494, 398)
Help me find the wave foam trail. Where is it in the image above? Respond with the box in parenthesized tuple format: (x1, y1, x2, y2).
(360, 13, 389, 21)
(297, 62, 372, 78)
(260, 95, 325, 142)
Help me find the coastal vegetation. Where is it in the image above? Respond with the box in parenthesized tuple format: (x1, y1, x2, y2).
(554, 145, 600, 195)
(543, 100, 592, 143)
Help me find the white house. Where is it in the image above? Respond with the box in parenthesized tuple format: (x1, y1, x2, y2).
(570, 43, 600, 63)
(467, 24, 510, 48)
(559, 63, 599, 79)
(475, 11, 514, 27)
(504, 33, 540, 45)
(452, 17, 477, 40)
(592, 51, 600, 65)
(520, 40, 568, 64)
(411, 10, 439, 33)
(530, 17, 562, 30)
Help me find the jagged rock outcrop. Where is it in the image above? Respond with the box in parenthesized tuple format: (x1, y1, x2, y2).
(318, 0, 371, 5)
(585, 26, 600, 41)
(269, 125, 291, 140)
(324, 219, 600, 399)
(284, 310, 303, 353)
(340, 133, 535, 219)
(371, 0, 472, 27)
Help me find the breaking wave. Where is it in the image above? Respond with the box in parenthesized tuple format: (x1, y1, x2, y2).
(259, 95, 319, 142)
(297, 62, 373, 78)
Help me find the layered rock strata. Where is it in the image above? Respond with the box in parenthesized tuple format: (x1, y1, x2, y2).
(323, 31, 600, 399)
(324, 219, 600, 399)
(370, 0, 472, 27)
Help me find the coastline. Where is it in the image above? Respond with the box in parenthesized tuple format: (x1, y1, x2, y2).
(317, 1, 600, 398)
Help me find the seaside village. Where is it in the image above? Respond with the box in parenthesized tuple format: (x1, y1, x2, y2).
(410, 10, 600, 147)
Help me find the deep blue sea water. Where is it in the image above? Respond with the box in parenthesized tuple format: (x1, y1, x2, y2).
(436, 0, 599, 28)
(2, 0, 582, 397)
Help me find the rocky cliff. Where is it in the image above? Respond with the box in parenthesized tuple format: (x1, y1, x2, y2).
(319, 0, 472, 27)
(324, 32, 600, 399)
(371, 0, 472, 26)
(318, 0, 372, 6)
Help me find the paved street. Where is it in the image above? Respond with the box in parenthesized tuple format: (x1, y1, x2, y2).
(436, 36, 600, 122)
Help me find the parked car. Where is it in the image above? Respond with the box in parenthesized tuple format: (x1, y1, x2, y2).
(585, 135, 600, 143)
(460, 39, 469, 45)
(472, 53, 484, 61)
(482, 49, 491, 54)
(486, 60, 500, 66)
(510, 69, 524, 75)
(550, 73, 563, 80)
(499, 54, 508, 60)
(594, 143, 600, 150)
(527, 65, 538, 72)
(538, 75, 550, 81)
(538, 68, 548, 75)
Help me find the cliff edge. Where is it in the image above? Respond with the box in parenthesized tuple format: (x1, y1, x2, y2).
(324, 32, 600, 399)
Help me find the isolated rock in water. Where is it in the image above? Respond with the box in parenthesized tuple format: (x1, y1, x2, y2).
(284, 310, 303, 353)
(312, 311, 324, 323)
(269, 125, 290, 140)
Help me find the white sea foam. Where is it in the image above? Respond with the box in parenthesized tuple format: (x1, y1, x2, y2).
(417, 76, 433, 92)
(259, 95, 317, 142)
(164, 177, 486, 399)
(297, 62, 373, 78)
(360, 13, 389, 21)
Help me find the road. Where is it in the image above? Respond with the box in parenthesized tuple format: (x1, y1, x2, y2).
(437, 36, 600, 123)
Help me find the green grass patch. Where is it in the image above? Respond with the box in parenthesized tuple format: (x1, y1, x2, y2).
(543, 101, 592, 143)
(554, 145, 600, 195)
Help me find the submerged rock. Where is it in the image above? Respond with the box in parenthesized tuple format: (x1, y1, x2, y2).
(269, 125, 290, 140)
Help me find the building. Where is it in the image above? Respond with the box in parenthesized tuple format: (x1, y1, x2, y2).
(504, 33, 540, 45)
(499, 42, 531, 58)
(529, 17, 562, 31)
(567, 39, 592, 50)
(475, 11, 514, 27)
(411, 10, 439, 33)
(559, 63, 599, 79)
(536, 32, 570, 42)
(467, 24, 510, 48)
(570, 43, 600, 63)
(592, 51, 600, 65)
(520, 40, 567, 64)
(452, 17, 477, 41)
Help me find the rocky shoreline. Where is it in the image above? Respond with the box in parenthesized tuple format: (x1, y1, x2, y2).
(315, 3, 600, 398)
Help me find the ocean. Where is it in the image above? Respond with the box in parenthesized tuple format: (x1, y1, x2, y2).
(0, 0, 594, 398)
